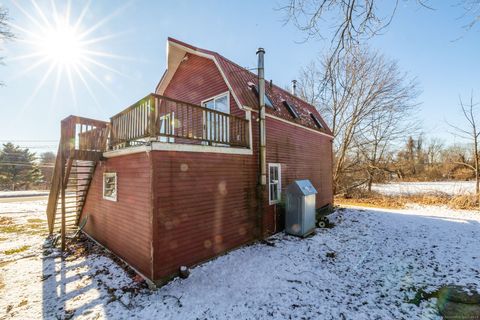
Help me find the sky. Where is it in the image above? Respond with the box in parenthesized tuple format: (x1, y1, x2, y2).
(0, 0, 479, 154)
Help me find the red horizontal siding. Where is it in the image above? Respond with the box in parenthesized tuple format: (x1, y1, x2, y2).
(151, 150, 257, 280)
(263, 116, 333, 233)
(81, 153, 153, 278)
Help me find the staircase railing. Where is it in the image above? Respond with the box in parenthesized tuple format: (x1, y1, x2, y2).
(46, 116, 109, 235)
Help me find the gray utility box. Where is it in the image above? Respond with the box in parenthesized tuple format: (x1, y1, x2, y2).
(285, 180, 318, 237)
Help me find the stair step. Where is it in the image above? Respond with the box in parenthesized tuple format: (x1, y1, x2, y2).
(47, 154, 97, 237)
(55, 219, 79, 224)
(54, 217, 78, 221)
(61, 196, 85, 200)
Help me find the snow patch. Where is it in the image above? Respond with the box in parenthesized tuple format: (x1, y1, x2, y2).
(1, 199, 479, 319)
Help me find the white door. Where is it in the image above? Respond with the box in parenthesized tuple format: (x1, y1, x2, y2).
(202, 93, 229, 144)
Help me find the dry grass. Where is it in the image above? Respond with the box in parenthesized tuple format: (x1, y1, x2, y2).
(3, 245, 30, 255)
(336, 189, 480, 210)
(0, 217, 14, 225)
(0, 217, 47, 236)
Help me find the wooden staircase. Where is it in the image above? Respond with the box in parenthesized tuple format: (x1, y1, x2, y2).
(51, 160, 97, 233)
(46, 116, 109, 249)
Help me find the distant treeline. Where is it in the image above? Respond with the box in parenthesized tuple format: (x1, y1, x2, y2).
(0, 142, 56, 191)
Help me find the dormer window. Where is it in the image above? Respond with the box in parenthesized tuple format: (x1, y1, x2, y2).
(310, 113, 324, 129)
(248, 82, 275, 109)
(283, 101, 299, 119)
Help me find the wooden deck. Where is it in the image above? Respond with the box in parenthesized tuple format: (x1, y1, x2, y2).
(109, 93, 250, 150)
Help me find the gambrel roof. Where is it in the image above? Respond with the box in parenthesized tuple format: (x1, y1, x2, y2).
(156, 37, 332, 136)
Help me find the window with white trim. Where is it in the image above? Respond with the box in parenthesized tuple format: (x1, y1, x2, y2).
(103, 172, 117, 201)
(202, 92, 230, 144)
(268, 163, 281, 204)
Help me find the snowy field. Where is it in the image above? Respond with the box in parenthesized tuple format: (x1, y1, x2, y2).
(372, 181, 476, 196)
(1, 200, 479, 319)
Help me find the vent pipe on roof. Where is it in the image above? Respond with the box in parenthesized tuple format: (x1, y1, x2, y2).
(291, 80, 297, 96)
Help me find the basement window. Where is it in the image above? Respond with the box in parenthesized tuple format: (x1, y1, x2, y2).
(310, 113, 324, 129)
(268, 163, 282, 205)
(103, 172, 117, 201)
(283, 101, 299, 119)
(248, 82, 275, 109)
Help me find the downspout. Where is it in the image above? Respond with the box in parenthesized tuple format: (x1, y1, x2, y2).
(257, 48, 267, 238)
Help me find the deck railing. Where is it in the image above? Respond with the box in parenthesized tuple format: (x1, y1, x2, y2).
(60, 116, 110, 159)
(109, 94, 250, 149)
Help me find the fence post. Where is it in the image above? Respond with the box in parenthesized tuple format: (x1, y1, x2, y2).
(149, 95, 157, 139)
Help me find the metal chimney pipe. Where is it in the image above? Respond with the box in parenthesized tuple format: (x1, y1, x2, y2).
(257, 48, 267, 186)
(291, 79, 297, 96)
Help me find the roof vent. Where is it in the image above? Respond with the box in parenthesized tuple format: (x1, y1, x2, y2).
(291, 80, 297, 96)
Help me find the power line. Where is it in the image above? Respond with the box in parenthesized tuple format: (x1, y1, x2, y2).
(0, 140, 59, 142)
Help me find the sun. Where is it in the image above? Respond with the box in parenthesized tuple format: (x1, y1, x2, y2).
(7, 1, 130, 107)
(38, 18, 84, 67)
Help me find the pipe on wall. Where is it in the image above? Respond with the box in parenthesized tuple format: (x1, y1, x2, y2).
(257, 48, 267, 186)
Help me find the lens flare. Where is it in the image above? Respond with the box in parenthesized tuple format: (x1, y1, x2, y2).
(7, 0, 132, 108)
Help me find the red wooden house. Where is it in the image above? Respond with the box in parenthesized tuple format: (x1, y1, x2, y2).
(46, 38, 333, 286)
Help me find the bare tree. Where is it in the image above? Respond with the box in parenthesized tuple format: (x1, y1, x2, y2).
(356, 102, 417, 191)
(281, 0, 399, 55)
(448, 94, 480, 199)
(460, 0, 480, 31)
(0, 6, 14, 85)
(280, 0, 478, 68)
(426, 137, 444, 166)
(298, 46, 420, 193)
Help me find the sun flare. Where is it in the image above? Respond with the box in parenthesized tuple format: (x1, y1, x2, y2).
(7, 1, 130, 107)
(38, 19, 84, 67)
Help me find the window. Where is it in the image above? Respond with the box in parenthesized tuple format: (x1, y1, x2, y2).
(268, 163, 281, 204)
(159, 112, 175, 143)
(202, 93, 230, 144)
(283, 101, 299, 119)
(202, 93, 229, 113)
(103, 172, 117, 201)
(310, 113, 324, 129)
(248, 82, 275, 109)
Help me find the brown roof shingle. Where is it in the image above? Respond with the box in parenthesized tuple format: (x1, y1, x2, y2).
(168, 37, 332, 135)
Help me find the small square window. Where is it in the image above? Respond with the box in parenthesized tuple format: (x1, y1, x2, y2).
(103, 172, 117, 201)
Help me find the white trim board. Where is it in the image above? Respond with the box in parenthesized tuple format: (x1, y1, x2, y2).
(103, 143, 253, 158)
(157, 40, 245, 113)
(151, 142, 252, 155)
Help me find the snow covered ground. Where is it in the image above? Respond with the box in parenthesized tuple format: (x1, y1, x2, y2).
(1, 200, 479, 319)
(372, 181, 476, 196)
